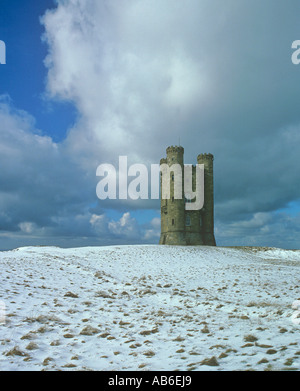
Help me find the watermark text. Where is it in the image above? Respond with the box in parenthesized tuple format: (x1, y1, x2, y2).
(96, 156, 204, 211)
(291, 40, 300, 65)
(0, 40, 6, 65)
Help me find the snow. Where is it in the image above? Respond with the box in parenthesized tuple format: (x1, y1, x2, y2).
(0, 244, 299, 371)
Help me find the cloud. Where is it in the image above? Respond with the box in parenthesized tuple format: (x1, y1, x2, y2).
(108, 212, 140, 239)
(18, 222, 36, 234)
(2, 0, 300, 249)
(216, 210, 300, 249)
(0, 95, 159, 249)
(39, 0, 300, 248)
(41, 0, 219, 164)
(143, 217, 161, 241)
(89, 212, 160, 243)
(0, 96, 92, 238)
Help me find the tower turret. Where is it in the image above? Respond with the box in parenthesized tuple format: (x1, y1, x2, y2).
(197, 153, 216, 246)
(159, 146, 186, 245)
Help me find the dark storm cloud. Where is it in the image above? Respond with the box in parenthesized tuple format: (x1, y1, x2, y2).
(0, 98, 92, 233)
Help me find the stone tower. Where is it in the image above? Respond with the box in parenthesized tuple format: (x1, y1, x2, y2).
(159, 146, 216, 246)
(197, 153, 216, 246)
(159, 146, 186, 245)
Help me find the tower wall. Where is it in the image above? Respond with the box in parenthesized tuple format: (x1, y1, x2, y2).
(185, 165, 203, 245)
(197, 153, 216, 246)
(159, 146, 186, 245)
(159, 158, 168, 244)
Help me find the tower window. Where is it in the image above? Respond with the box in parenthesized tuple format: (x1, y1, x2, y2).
(185, 193, 191, 203)
(172, 219, 175, 226)
(186, 215, 191, 226)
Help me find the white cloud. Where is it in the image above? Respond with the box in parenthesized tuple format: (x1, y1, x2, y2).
(108, 212, 140, 239)
(41, 0, 218, 164)
(163, 54, 208, 111)
(18, 222, 36, 234)
(143, 217, 161, 241)
(89, 213, 108, 234)
(231, 213, 271, 229)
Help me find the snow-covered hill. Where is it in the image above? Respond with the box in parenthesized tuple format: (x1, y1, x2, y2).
(0, 245, 299, 371)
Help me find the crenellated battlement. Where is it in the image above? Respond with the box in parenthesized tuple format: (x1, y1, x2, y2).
(198, 153, 214, 161)
(166, 146, 184, 155)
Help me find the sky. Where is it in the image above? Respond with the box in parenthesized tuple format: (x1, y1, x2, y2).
(0, 0, 300, 250)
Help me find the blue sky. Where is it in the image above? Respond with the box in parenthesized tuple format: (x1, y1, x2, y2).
(1, 0, 300, 250)
(0, 0, 76, 142)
